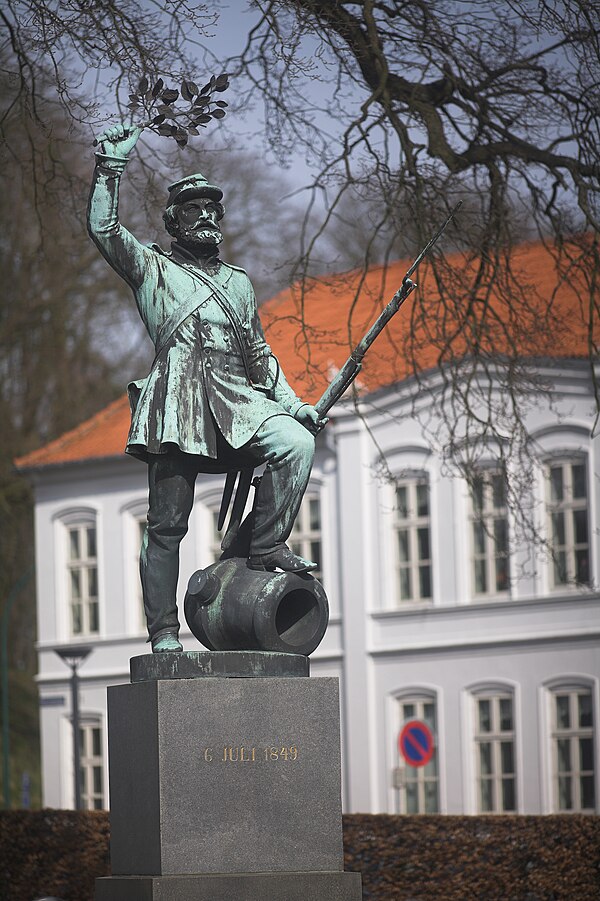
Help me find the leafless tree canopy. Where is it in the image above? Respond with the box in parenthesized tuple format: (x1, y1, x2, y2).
(0, 0, 598, 609)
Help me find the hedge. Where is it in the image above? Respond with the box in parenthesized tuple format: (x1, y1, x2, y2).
(0, 811, 598, 901)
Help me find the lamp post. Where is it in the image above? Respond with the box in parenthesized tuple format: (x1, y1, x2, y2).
(54, 646, 92, 810)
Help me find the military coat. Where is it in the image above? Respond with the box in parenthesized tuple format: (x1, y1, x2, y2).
(87, 154, 305, 463)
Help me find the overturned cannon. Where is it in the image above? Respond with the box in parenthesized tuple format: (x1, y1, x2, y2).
(184, 558, 329, 656)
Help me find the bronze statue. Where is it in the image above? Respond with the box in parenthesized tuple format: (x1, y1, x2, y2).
(88, 123, 321, 652)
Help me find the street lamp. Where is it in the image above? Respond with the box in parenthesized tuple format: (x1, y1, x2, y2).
(54, 646, 92, 810)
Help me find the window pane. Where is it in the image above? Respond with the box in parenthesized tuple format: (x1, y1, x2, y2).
(69, 529, 80, 561)
(499, 698, 513, 731)
(309, 498, 320, 530)
(575, 550, 590, 585)
(88, 567, 98, 599)
(495, 557, 509, 592)
(397, 530, 410, 563)
(580, 775, 595, 810)
(424, 780, 438, 813)
(475, 559, 487, 594)
(417, 527, 430, 561)
(479, 743, 492, 775)
(578, 693, 593, 729)
(309, 542, 321, 569)
(550, 467, 563, 501)
(472, 478, 484, 512)
(580, 738, 594, 772)
(480, 779, 493, 812)
(553, 552, 567, 585)
(423, 703, 436, 731)
(556, 695, 570, 729)
(572, 464, 586, 499)
(419, 565, 432, 600)
(403, 703, 415, 720)
(557, 739, 571, 772)
(502, 778, 516, 811)
(92, 728, 101, 757)
(399, 568, 412, 600)
(89, 602, 99, 633)
(478, 700, 491, 733)
(558, 775, 572, 810)
(396, 486, 408, 519)
(406, 781, 418, 814)
(93, 766, 102, 793)
(71, 604, 82, 634)
(86, 527, 97, 559)
(494, 519, 508, 554)
(573, 509, 589, 545)
(473, 521, 486, 555)
(500, 741, 514, 775)
(492, 474, 506, 509)
(416, 484, 429, 517)
(70, 570, 81, 600)
(551, 512, 565, 546)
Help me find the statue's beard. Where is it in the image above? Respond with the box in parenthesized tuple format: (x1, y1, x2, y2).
(171, 222, 223, 250)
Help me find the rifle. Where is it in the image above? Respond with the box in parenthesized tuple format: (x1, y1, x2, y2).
(218, 201, 462, 544)
(313, 201, 462, 427)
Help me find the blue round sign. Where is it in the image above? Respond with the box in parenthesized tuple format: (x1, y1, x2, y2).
(398, 719, 434, 768)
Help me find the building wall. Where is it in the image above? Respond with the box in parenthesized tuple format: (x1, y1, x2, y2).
(32, 362, 600, 813)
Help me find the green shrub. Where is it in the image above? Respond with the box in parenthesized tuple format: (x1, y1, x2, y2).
(0, 811, 598, 900)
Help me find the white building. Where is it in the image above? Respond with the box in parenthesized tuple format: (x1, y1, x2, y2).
(17, 243, 599, 816)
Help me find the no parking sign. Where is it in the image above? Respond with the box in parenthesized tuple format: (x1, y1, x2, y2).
(398, 719, 435, 768)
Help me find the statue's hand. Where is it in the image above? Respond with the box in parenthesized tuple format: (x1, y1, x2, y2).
(94, 122, 143, 158)
(295, 403, 328, 435)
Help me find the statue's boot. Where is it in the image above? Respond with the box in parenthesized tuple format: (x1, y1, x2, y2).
(248, 544, 318, 573)
(151, 630, 183, 653)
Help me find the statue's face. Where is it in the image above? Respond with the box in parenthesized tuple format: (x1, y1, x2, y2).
(172, 197, 223, 248)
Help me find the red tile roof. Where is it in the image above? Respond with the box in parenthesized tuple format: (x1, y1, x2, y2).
(15, 241, 592, 471)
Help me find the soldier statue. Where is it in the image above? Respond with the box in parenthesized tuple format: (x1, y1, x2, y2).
(88, 123, 321, 653)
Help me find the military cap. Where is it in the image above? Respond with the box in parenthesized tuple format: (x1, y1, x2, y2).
(166, 172, 224, 206)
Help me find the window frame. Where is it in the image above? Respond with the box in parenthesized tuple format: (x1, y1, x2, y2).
(468, 468, 511, 600)
(549, 684, 597, 813)
(472, 690, 518, 813)
(393, 692, 440, 815)
(391, 475, 433, 606)
(289, 491, 324, 584)
(55, 508, 102, 640)
(545, 457, 591, 590)
(79, 718, 106, 810)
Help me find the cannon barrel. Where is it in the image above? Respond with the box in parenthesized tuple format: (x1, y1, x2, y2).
(184, 559, 329, 656)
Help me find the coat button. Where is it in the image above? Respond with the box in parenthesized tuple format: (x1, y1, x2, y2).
(224, 364, 230, 371)
(205, 361, 211, 369)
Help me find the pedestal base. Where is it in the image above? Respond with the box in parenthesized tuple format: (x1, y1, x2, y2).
(96, 871, 362, 901)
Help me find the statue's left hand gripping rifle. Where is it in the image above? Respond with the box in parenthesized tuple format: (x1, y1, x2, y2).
(312, 201, 462, 429)
(218, 202, 461, 548)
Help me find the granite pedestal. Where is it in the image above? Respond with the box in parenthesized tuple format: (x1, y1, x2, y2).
(96, 651, 361, 900)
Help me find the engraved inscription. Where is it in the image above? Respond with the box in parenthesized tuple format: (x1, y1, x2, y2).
(201, 746, 299, 763)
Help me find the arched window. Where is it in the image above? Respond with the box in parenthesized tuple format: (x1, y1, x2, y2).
(549, 683, 596, 812)
(57, 510, 100, 637)
(471, 687, 517, 812)
(546, 458, 591, 588)
(392, 477, 432, 603)
(394, 692, 439, 813)
(469, 468, 510, 597)
(290, 492, 323, 583)
(79, 717, 105, 810)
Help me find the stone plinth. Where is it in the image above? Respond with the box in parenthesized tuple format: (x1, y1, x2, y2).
(96, 872, 362, 900)
(108, 676, 345, 876)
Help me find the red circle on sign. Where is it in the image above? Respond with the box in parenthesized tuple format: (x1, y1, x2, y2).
(398, 719, 434, 768)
